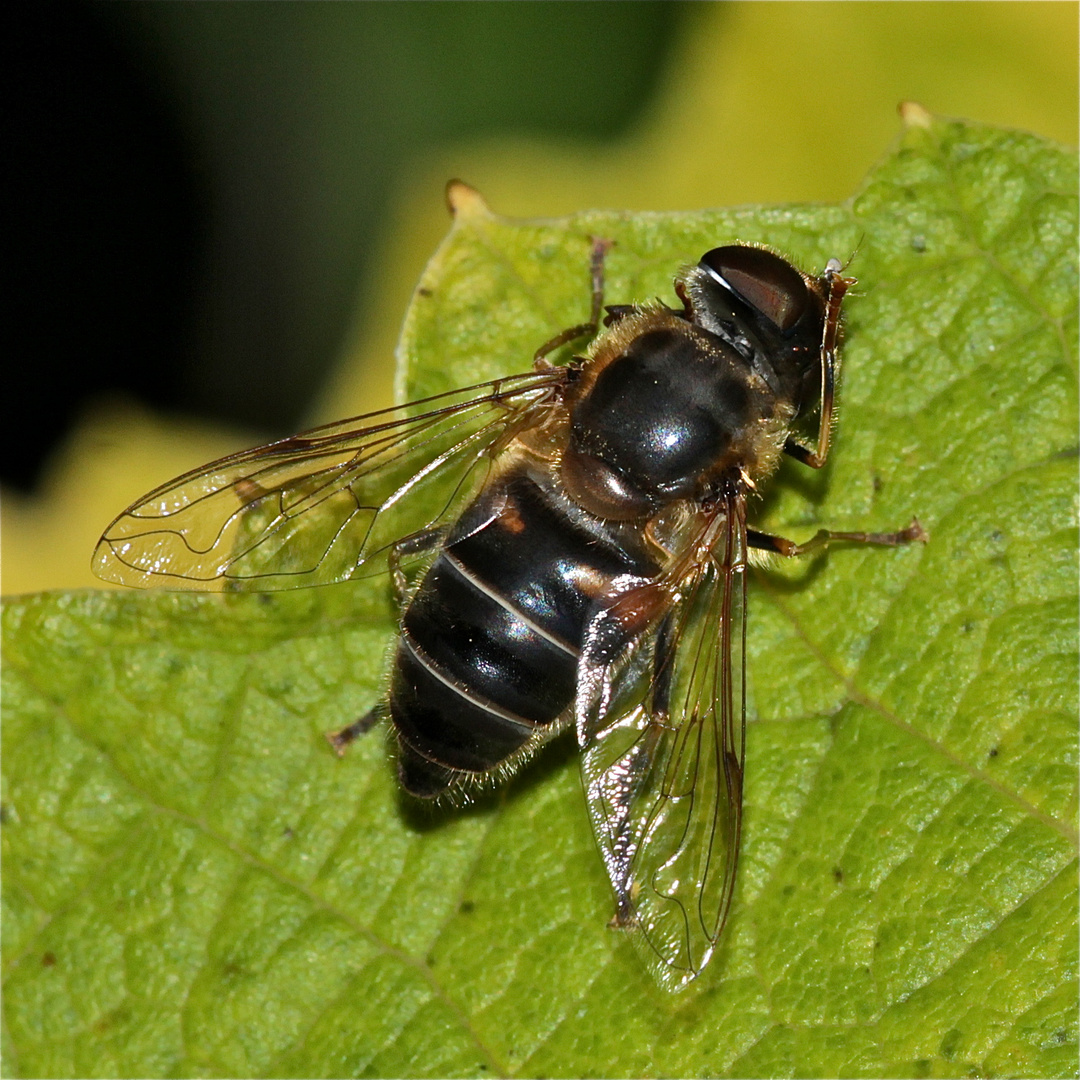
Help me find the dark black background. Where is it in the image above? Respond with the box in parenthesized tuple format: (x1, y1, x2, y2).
(5, 1, 689, 491)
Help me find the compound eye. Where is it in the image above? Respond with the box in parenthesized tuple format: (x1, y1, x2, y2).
(700, 245, 809, 332)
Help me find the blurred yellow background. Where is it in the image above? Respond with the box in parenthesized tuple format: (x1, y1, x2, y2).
(3, 1, 1076, 595)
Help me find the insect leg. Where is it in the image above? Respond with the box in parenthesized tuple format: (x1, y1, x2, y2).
(326, 705, 385, 756)
(326, 527, 449, 757)
(388, 526, 449, 608)
(781, 339, 834, 469)
(533, 236, 613, 368)
(782, 262, 853, 469)
(672, 280, 694, 320)
(748, 517, 928, 557)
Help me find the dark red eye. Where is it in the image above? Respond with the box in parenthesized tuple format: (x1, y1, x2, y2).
(700, 246, 808, 332)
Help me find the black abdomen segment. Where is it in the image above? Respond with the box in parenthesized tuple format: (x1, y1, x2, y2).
(390, 465, 657, 797)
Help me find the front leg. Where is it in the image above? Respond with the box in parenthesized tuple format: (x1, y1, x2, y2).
(748, 517, 927, 558)
(534, 236, 614, 368)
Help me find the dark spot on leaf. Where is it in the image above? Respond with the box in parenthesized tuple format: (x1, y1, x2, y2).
(912, 1058, 932, 1078)
(426, 952, 437, 967)
(282, 826, 295, 839)
(782, 884, 796, 897)
(910, 234, 926, 252)
(0, 804, 7, 825)
(93, 1004, 131, 1033)
(1054, 1029, 1069, 1045)
(961, 620, 975, 633)
(459, 899, 475, 914)
(872, 474, 883, 492)
(42, 951, 56, 967)
(940, 1027, 963, 1059)
(989, 529, 1003, 543)
(832, 866, 843, 883)
(988, 746, 999, 759)
(417, 287, 433, 297)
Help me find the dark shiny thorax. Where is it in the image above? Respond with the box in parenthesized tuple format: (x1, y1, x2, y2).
(570, 322, 763, 502)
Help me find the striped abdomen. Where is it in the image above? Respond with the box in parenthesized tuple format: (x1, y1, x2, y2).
(390, 462, 658, 797)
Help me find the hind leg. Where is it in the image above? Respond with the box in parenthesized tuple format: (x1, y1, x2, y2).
(326, 528, 448, 755)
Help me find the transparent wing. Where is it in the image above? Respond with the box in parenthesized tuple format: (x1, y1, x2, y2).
(577, 496, 747, 991)
(94, 371, 564, 590)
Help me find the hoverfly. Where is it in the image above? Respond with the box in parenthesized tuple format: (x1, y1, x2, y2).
(94, 231, 925, 990)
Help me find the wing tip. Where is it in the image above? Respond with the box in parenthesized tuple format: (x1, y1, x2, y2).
(90, 538, 129, 587)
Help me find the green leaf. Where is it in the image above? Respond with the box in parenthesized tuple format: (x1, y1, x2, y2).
(3, 114, 1077, 1078)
